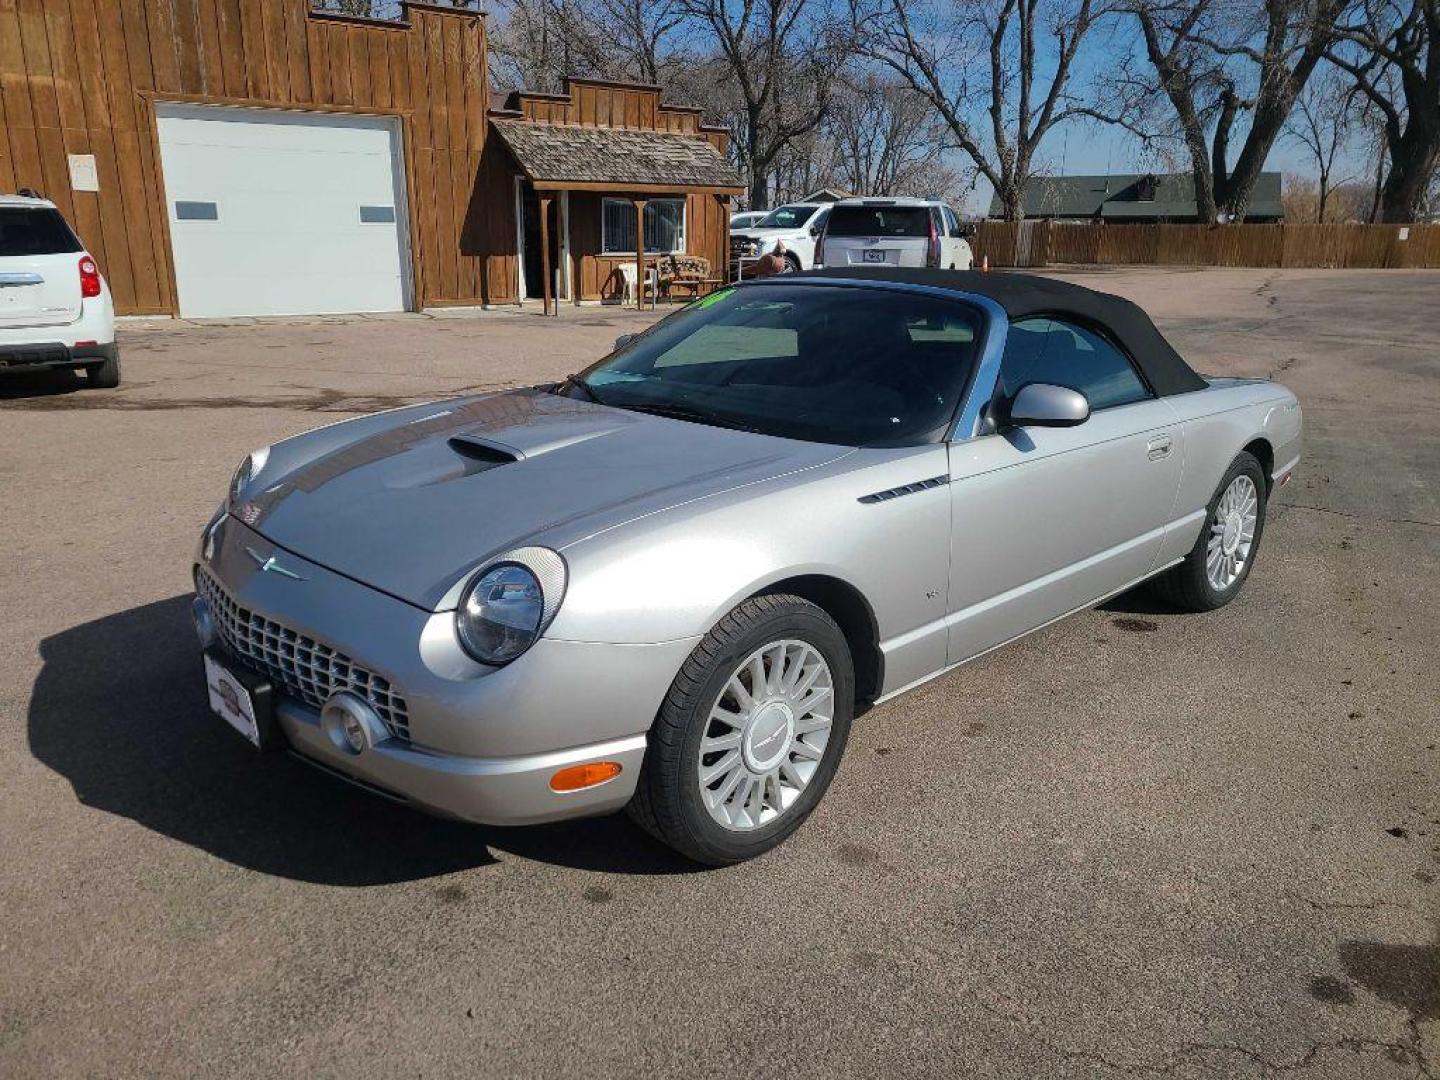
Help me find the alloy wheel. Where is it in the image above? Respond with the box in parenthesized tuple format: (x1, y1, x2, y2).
(696, 639, 834, 831)
(1206, 474, 1259, 590)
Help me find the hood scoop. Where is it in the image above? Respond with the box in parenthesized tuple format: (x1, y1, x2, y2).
(448, 434, 520, 465)
(392, 436, 518, 489)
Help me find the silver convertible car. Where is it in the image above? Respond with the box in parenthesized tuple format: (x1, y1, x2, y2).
(193, 269, 1301, 864)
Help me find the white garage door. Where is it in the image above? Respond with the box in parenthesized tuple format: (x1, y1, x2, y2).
(156, 104, 411, 318)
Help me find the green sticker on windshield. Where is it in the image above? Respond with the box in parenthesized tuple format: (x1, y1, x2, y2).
(694, 287, 734, 309)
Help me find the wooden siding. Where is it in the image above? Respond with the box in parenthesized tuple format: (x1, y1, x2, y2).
(503, 78, 730, 157)
(0, 0, 501, 314)
(974, 220, 1440, 270)
(561, 190, 729, 302)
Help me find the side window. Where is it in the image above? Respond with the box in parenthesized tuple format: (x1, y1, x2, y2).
(811, 206, 830, 233)
(942, 206, 960, 237)
(999, 318, 1150, 410)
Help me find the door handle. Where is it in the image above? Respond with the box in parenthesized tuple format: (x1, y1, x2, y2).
(1146, 435, 1173, 460)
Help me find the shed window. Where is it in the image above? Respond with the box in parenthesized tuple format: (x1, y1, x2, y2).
(602, 198, 685, 255)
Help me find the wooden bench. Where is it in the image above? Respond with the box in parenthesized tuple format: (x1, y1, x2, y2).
(666, 276, 723, 302)
(657, 255, 720, 303)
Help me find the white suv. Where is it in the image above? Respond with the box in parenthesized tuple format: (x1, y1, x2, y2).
(0, 192, 118, 388)
(729, 202, 831, 274)
(819, 198, 973, 271)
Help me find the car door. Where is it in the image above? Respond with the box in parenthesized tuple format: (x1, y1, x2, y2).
(937, 206, 957, 268)
(942, 206, 973, 269)
(945, 317, 1183, 664)
(803, 206, 829, 268)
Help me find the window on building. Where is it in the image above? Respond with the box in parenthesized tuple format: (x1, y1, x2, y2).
(602, 198, 685, 254)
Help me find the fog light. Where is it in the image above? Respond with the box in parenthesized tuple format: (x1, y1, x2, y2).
(191, 596, 217, 649)
(321, 692, 382, 756)
(550, 761, 622, 792)
(340, 712, 365, 752)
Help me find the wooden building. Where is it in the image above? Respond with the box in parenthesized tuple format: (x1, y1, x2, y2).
(0, 0, 742, 317)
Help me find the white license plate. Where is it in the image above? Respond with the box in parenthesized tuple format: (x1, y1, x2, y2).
(204, 653, 261, 748)
(0, 284, 40, 312)
(862, 250, 887, 263)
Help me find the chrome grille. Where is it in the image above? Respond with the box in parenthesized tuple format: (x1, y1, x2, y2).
(195, 567, 410, 742)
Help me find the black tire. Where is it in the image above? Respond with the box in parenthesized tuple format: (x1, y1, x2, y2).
(85, 349, 120, 389)
(1151, 451, 1268, 611)
(781, 253, 801, 274)
(627, 593, 855, 866)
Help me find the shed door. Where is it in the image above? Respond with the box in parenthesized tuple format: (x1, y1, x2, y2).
(156, 104, 411, 318)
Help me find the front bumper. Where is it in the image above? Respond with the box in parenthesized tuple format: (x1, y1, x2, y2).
(0, 340, 116, 373)
(194, 514, 696, 825)
(278, 696, 647, 825)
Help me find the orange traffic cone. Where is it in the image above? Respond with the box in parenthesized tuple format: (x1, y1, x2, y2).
(980, 255, 990, 273)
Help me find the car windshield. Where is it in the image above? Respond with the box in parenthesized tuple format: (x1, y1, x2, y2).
(0, 207, 83, 256)
(572, 284, 983, 446)
(756, 205, 816, 229)
(826, 205, 931, 237)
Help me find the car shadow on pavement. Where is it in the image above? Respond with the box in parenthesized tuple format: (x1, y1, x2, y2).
(28, 595, 701, 885)
(1098, 584, 1186, 616)
(0, 368, 88, 400)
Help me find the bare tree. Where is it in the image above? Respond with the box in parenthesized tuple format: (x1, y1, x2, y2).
(853, 0, 1107, 220)
(488, 0, 583, 92)
(826, 74, 965, 196)
(1327, 0, 1439, 222)
(677, 0, 852, 208)
(586, 0, 691, 82)
(1116, 0, 1342, 222)
(1284, 68, 1362, 220)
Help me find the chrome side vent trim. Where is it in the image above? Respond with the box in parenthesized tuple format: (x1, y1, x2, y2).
(857, 474, 950, 504)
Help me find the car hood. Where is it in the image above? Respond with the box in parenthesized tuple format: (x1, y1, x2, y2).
(236, 388, 849, 610)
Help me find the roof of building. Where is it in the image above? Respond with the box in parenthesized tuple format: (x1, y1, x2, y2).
(491, 120, 744, 192)
(989, 172, 1284, 221)
(790, 267, 1208, 396)
(800, 187, 856, 202)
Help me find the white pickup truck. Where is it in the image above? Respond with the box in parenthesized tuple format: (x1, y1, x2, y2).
(729, 202, 831, 275)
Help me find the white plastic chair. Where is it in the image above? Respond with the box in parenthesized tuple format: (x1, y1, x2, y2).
(618, 262, 659, 308)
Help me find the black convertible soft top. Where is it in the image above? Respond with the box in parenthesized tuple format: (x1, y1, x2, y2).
(793, 267, 1208, 397)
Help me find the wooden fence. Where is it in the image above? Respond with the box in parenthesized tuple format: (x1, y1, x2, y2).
(973, 221, 1440, 270)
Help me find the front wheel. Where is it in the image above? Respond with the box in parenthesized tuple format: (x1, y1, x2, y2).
(1152, 451, 1267, 611)
(626, 594, 854, 865)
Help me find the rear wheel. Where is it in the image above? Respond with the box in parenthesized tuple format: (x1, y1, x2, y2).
(85, 349, 120, 389)
(1152, 451, 1267, 611)
(782, 253, 801, 274)
(627, 594, 854, 865)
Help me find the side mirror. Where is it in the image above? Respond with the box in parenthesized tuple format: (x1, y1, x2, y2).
(809, 224, 822, 237)
(1006, 383, 1090, 427)
(613, 333, 634, 351)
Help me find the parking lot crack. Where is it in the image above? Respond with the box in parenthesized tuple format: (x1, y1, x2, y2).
(1277, 502, 1440, 530)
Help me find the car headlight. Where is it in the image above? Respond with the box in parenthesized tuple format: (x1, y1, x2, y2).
(229, 446, 270, 503)
(455, 547, 567, 665)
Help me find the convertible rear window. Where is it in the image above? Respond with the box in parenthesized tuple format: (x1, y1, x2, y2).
(0, 207, 83, 256)
(825, 205, 931, 237)
(577, 284, 983, 446)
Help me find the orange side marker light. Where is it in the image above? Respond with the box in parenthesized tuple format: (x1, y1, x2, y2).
(550, 761, 623, 792)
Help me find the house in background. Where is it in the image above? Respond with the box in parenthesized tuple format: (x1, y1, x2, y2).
(799, 187, 856, 203)
(989, 173, 1285, 223)
(0, 0, 741, 318)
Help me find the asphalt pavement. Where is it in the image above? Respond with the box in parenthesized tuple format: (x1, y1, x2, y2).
(0, 269, 1436, 1078)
